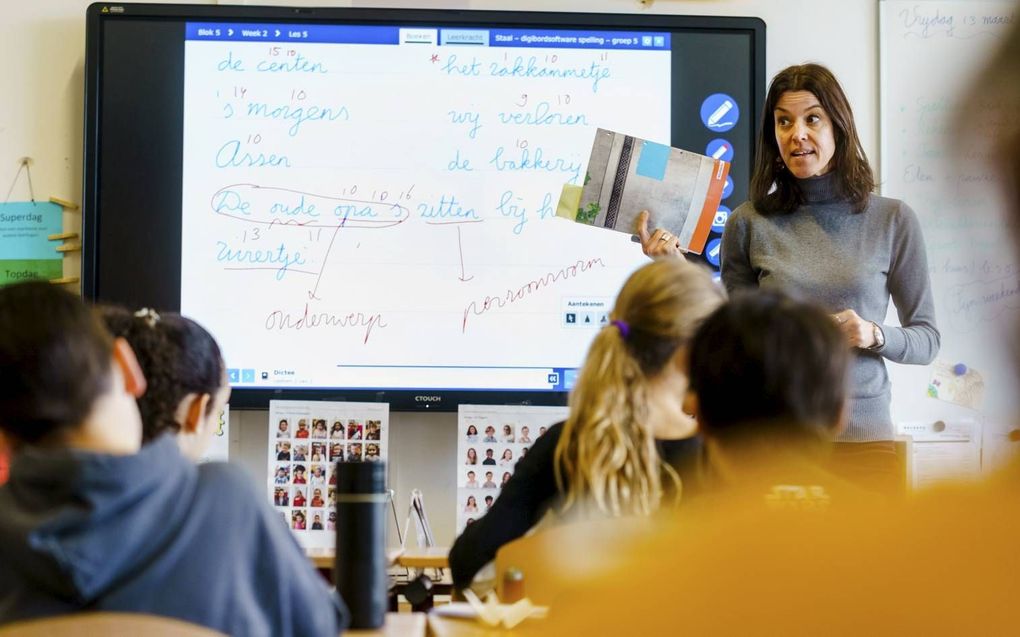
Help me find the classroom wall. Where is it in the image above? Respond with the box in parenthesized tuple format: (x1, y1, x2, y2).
(1, 0, 879, 547)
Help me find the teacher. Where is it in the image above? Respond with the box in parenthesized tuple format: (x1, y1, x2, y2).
(644, 64, 940, 441)
(724, 63, 940, 441)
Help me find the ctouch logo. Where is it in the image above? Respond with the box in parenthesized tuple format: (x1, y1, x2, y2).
(415, 395, 442, 403)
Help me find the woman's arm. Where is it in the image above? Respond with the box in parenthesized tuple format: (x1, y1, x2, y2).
(448, 423, 564, 590)
(879, 202, 940, 364)
(720, 205, 759, 292)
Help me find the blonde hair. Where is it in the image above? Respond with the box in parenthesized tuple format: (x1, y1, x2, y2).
(554, 259, 725, 518)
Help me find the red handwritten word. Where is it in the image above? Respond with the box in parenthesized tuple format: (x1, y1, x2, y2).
(461, 257, 605, 332)
(265, 303, 387, 344)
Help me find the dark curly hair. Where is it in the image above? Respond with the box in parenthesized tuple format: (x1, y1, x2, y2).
(99, 307, 224, 443)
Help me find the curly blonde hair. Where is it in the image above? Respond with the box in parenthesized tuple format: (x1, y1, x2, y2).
(554, 258, 724, 517)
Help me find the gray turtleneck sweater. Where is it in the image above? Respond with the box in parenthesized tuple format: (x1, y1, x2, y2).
(721, 173, 940, 441)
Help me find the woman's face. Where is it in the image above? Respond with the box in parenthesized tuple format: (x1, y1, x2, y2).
(502, 450, 512, 460)
(774, 90, 837, 179)
(468, 448, 477, 461)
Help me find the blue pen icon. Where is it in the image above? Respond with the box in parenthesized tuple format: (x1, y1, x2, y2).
(700, 93, 740, 132)
(705, 238, 722, 267)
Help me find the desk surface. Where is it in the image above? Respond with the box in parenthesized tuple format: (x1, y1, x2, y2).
(347, 612, 425, 637)
(427, 613, 544, 637)
(308, 547, 449, 570)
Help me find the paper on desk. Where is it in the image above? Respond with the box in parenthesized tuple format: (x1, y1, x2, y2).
(897, 420, 982, 490)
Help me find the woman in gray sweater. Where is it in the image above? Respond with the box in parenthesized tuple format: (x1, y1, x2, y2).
(644, 64, 939, 441)
(726, 64, 939, 441)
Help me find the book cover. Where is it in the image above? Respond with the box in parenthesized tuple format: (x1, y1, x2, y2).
(564, 129, 729, 254)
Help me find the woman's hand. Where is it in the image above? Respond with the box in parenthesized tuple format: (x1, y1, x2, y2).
(636, 210, 684, 258)
(832, 308, 877, 349)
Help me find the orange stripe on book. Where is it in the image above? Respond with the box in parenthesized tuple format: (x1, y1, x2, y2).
(688, 160, 730, 253)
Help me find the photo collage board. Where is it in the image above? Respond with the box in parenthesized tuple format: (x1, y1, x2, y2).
(455, 404, 569, 534)
(268, 400, 390, 549)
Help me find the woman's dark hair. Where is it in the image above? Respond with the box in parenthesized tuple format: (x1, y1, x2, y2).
(750, 63, 875, 214)
(99, 307, 224, 443)
(0, 281, 115, 444)
(688, 290, 849, 440)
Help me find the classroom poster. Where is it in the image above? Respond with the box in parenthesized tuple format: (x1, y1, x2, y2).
(199, 405, 230, 463)
(268, 400, 390, 549)
(455, 404, 568, 535)
(0, 202, 62, 284)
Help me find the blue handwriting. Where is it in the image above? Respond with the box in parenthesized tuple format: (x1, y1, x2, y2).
(247, 102, 350, 136)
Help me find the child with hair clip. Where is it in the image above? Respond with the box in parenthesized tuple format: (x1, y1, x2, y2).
(449, 258, 725, 590)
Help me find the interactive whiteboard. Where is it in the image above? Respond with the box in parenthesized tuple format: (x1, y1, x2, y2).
(83, 6, 765, 409)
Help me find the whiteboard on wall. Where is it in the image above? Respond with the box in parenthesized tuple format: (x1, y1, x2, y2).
(880, 0, 1019, 469)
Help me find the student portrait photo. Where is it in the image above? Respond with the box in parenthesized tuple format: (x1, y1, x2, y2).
(347, 443, 363, 461)
(518, 425, 532, 443)
(309, 464, 325, 485)
(292, 487, 307, 508)
(465, 470, 479, 488)
(292, 464, 307, 484)
(293, 443, 308, 462)
(310, 488, 325, 508)
(295, 419, 310, 439)
(347, 420, 363, 440)
(311, 419, 328, 439)
(484, 495, 494, 510)
(273, 465, 291, 485)
(327, 511, 337, 531)
(465, 424, 479, 442)
(483, 426, 497, 443)
(501, 471, 511, 487)
(482, 448, 496, 465)
(482, 471, 497, 489)
(311, 514, 323, 531)
(275, 441, 291, 461)
(330, 420, 344, 439)
(291, 510, 306, 530)
(464, 495, 478, 514)
(501, 424, 515, 443)
(329, 443, 344, 461)
(499, 448, 514, 466)
(273, 487, 289, 506)
(465, 447, 478, 465)
(276, 419, 290, 438)
(365, 443, 381, 461)
(365, 420, 382, 441)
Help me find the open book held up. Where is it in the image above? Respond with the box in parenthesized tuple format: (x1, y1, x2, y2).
(558, 128, 730, 254)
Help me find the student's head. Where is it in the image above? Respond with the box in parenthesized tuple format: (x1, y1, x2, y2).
(485, 495, 494, 505)
(467, 470, 476, 480)
(100, 307, 228, 460)
(485, 426, 495, 435)
(555, 258, 725, 517)
(0, 281, 144, 453)
(467, 425, 478, 436)
(332, 420, 342, 432)
(295, 464, 306, 475)
(485, 471, 494, 481)
(751, 63, 874, 213)
(687, 290, 849, 444)
(485, 448, 494, 458)
(502, 472, 511, 484)
(466, 495, 477, 506)
(521, 426, 530, 435)
(501, 449, 512, 461)
(503, 424, 512, 436)
(467, 447, 477, 462)
(298, 420, 307, 430)
(279, 419, 288, 432)
(313, 488, 322, 497)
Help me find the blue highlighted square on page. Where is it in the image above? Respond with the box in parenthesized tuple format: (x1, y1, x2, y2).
(636, 141, 670, 181)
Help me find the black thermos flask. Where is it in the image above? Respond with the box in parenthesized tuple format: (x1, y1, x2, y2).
(335, 460, 387, 629)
